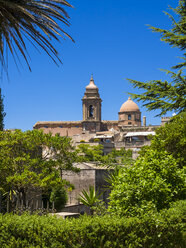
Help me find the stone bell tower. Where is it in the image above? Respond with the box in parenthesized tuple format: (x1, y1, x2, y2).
(82, 76, 102, 131)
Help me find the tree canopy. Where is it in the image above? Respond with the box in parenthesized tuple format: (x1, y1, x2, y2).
(109, 113, 186, 216)
(76, 144, 133, 166)
(109, 150, 185, 216)
(140, 112, 186, 168)
(150, 0, 186, 69)
(128, 0, 186, 116)
(0, 129, 77, 211)
(0, 0, 73, 71)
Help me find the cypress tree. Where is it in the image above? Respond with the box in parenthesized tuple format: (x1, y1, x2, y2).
(0, 88, 6, 130)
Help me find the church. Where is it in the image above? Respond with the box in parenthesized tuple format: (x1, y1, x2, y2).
(34, 76, 168, 156)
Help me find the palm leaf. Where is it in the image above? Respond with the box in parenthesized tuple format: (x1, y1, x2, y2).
(78, 186, 102, 207)
(0, 0, 74, 71)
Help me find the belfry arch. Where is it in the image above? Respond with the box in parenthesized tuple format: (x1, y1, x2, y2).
(82, 76, 102, 131)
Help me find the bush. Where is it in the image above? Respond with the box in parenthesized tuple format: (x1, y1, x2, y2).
(109, 149, 185, 216)
(0, 201, 185, 248)
(50, 186, 68, 211)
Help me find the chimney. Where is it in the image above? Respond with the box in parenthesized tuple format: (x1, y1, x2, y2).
(143, 116, 146, 127)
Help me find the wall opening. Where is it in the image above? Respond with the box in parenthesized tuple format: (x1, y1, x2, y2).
(128, 114, 131, 120)
(89, 105, 94, 117)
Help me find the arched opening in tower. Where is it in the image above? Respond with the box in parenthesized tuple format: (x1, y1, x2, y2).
(89, 105, 94, 117)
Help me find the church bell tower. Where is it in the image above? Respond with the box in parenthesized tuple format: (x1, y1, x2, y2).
(82, 76, 102, 131)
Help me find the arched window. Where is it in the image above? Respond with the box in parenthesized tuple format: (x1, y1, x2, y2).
(128, 114, 131, 120)
(89, 105, 94, 117)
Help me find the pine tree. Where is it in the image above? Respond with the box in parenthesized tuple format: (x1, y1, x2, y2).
(128, 0, 186, 116)
(0, 88, 6, 130)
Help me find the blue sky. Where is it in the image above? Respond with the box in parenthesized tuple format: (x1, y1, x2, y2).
(0, 0, 181, 130)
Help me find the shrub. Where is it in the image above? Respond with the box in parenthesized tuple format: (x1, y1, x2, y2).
(50, 186, 68, 211)
(109, 150, 185, 216)
(0, 201, 185, 248)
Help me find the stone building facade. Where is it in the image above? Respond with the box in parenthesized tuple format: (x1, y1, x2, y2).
(34, 75, 154, 150)
(33, 76, 174, 158)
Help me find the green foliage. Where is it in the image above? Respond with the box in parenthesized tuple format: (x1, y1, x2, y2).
(91, 200, 107, 216)
(0, 0, 73, 71)
(50, 186, 68, 211)
(109, 149, 186, 217)
(0, 88, 6, 131)
(76, 144, 133, 166)
(76, 144, 104, 162)
(104, 166, 121, 189)
(128, 0, 186, 116)
(141, 112, 186, 168)
(128, 70, 186, 116)
(108, 148, 133, 165)
(0, 129, 77, 211)
(150, 0, 186, 69)
(0, 201, 185, 247)
(78, 186, 102, 214)
(109, 113, 186, 217)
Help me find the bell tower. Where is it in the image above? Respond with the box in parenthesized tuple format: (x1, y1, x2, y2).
(82, 76, 102, 131)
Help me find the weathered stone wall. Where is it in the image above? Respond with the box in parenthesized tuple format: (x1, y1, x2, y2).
(62, 163, 111, 213)
(62, 168, 95, 206)
(95, 170, 111, 204)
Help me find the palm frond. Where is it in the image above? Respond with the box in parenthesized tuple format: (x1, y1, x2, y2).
(78, 186, 102, 207)
(0, 0, 74, 71)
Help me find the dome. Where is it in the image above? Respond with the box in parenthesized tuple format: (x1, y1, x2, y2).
(86, 76, 98, 90)
(120, 97, 140, 112)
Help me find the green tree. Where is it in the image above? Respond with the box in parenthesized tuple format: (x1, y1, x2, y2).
(109, 115, 186, 216)
(150, 0, 186, 69)
(76, 144, 104, 163)
(50, 186, 68, 211)
(76, 144, 133, 166)
(0, 129, 77, 211)
(0, 88, 5, 130)
(141, 112, 186, 168)
(109, 149, 185, 217)
(128, 0, 186, 116)
(104, 166, 121, 190)
(0, 0, 74, 71)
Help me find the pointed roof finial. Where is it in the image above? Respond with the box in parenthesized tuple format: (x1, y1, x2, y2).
(86, 74, 98, 89)
(128, 96, 131, 100)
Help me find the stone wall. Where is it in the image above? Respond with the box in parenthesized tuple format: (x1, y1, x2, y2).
(62, 163, 111, 213)
(62, 168, 95, 206)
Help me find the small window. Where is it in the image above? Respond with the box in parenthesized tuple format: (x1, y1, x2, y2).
(89, 105, 94, 117)
(128, 114, 131, 120)
(128, 122, 132, 125)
